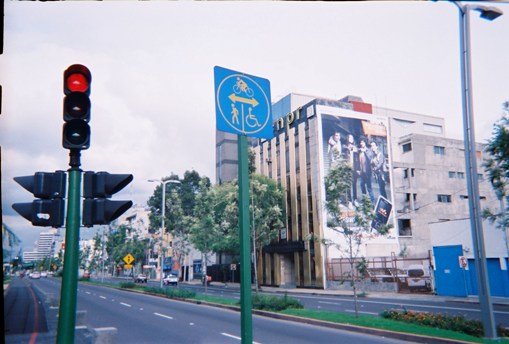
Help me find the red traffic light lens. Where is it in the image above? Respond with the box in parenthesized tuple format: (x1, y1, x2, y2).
(63, 64, 91, 95)
(66, 73, 89, 93)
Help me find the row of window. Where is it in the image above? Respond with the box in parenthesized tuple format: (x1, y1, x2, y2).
(404, 193, 485, 205)
(403, 142, 485, 164)
(449, 171, 483, 181)
(403, 168, 483, 181)
(402, 143, 448, 155)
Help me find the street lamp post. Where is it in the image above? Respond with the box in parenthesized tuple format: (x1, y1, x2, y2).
(148, 179, 181, 288)
(452, 1, 503, 339)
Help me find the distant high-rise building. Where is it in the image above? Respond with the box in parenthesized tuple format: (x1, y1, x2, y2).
(23, 231, 56, 262)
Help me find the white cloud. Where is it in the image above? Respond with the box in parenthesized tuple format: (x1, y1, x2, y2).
(2, 0, 508, 251)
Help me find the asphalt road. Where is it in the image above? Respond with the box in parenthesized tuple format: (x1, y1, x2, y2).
(4, 277, 49, 336)
(5, 277, 412, 344)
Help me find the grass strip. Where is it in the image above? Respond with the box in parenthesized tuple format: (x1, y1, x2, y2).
(282, 309, 509, 343)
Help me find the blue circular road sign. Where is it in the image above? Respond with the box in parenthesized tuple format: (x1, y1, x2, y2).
(214, 66, 273, 140)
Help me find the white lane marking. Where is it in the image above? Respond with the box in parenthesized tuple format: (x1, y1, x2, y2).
(120, 302, 132, 307)
(99, 296, 107, 299)
(318, 301, 341, 306)
(86, 291, 91, 295)
(221, 333, 262, 344)
(345, 309, 379, 315)
(297, 294, 509, 314)
(154, 312, 173, 320)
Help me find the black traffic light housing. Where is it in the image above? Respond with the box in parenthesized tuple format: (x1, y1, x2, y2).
(63, 64, 91, 150)
(82, 171, 133, 227)
(12, 171, 66, 227)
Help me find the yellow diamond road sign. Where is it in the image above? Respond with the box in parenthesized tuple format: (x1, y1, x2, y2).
(123, 254, 134, 265)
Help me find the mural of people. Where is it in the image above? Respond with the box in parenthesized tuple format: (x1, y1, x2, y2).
(327, 131, 343, 164)
(357, 136, 375, 204)
(321, 114, 392, 217)
(370, 141, 387, 199)
(343, 134, 359, 207)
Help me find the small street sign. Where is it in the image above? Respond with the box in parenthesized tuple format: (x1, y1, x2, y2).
(214, 66, 273, 140)
(123, 253, 134, 265)
(230, 264, 237, 271)
(459, 255, 468, 269)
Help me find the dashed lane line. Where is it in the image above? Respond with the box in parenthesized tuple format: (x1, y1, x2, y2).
(154, 312, 173, 320)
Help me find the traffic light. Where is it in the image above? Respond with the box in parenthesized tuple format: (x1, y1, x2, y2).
(82, 171, 133, 227)
(12, 171, 66, 227)
(63, 64, 91, 150)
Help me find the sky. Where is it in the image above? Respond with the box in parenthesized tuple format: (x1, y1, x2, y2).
(1, 1, 509, 252)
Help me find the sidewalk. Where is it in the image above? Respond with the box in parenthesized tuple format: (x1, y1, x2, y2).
(199, 280, 509, 307)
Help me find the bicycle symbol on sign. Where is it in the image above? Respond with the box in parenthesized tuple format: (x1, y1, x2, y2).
(233, 77, 254, 97)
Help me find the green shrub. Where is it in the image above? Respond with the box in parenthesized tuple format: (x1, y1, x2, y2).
(120, 281, 136, 289)
(143, 286, 196, 299)
(380, 309, 508, 338)
(250, 293, 303, 312)
(162, 288, 196, 299)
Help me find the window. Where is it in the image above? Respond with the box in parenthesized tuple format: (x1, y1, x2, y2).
(405, 193, 417, 202)
(437, 194, 452, 203)
(433, 146, 445, 156)
(448, 171, 456, 178)
(457, 172, 465, 179)
(398, 219, 412, 236)
(478, 174, 483, 181)
(402, 143, 412, 153)
(424, 123, 443, 134)
(403, 168, 415, 178)
(394, 118, 415, 127)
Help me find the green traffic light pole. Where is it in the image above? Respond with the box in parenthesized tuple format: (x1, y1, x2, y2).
(238, 135, 253, 344)
(57, 150, 82, 343)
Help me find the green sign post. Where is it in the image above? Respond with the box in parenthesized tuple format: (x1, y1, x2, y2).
(214, 66, 272, 343)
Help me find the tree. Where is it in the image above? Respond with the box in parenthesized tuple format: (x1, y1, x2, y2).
(87, 232, 105, 275)
(147, 170, 207, 278)
(250, 174, 286, 291)
(106, 225, 147, 275)
(322, 158, 391, 317)
(483, 108, 509, 229)
(147, 174, 180, 235)
(187, 178, 221, 286)
(165, 187, 187, 279)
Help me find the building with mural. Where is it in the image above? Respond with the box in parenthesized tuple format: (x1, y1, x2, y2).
(246, 93, 500, 290)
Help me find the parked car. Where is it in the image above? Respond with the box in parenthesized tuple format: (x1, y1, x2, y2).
(407, 264, 431, 291)
(82, 272, 91, 279)
(30, 272, 41, 279)
(163, 274, 178, 286)
(40, 271, 48, 278)
(134, 274, 148, 283)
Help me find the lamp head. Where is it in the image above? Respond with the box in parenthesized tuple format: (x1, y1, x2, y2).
(476, 6, 503, 21)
